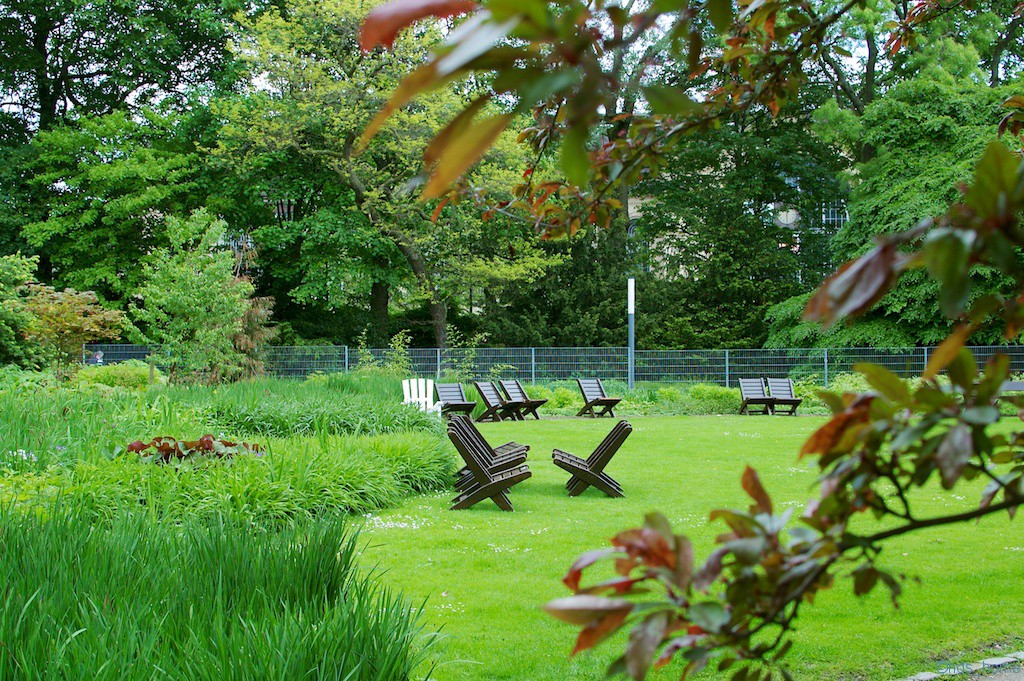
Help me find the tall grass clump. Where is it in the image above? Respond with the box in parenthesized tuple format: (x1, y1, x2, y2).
(0, 433, 456, 523)
(0, 508, 435, 680)
(200, 399, 443, 437)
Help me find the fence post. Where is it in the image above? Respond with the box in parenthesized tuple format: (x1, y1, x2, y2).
(724, 349, 730, 387)
(531, 347, 536, 384)
(922, 346, 929, 374)
(436, 348, 442, 380)
(344, 346, 349, 372)
(824, 348, 829, 388)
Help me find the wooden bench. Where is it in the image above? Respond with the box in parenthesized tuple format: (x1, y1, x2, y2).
(473, 380, 525, 422)
(447, 417, 531, 511)
(435, 382, 476, 417)
(738, 378, 774, 415)
(552, 420, 632, 497)
(575, 378, 621, 418)
(998, 380, 1024, 403)
(448, 415, 528, 485)
(499, 379, 547, 419)
(402, 378, 441, 413)
(766, 377, 802, 415)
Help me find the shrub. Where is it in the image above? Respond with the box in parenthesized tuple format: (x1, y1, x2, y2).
(71, 359, 164, 389)
(0, 366, 58, 394)
(682, 383, 741, 415)
(0, 509, 434, 679)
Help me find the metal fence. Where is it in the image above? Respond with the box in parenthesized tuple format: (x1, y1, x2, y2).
(83, 344, 1024, 386)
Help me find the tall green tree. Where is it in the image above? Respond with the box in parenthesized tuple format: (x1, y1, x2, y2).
(216, 0, 551, 347)
(634, 101, 844, 348)
(0, 0, 243, 131)
(24, 109, 207, 302)
(768, 58, 1017, 347)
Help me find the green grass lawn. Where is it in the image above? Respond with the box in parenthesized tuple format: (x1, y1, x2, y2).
(361, 415, 1024, 680)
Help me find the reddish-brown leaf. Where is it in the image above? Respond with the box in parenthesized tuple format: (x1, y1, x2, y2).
(127, 440, 149, 453)
(572, 608, 632, 655)
(545, 595, 634, 626)
(612, 527, 676, 570)
(803, 244, 900, 326)
(800, 404, 871, 457)
(563, 548, 619, 591)
(741, 466, 773, 514)
(359, 0, 478, 51)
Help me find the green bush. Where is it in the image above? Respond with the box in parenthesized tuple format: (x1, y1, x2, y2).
(0, 509, 433, 679)
(0, 365, 58, 394)
(682, 383, 741, 414)
(71, 359, 165, 389)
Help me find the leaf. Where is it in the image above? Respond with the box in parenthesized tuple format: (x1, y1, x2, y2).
(947, 347, 978, 393)
(691, 547, 727, 591)
(561, 125, 590, 187)
(421, 114, 512, 200)
(358, 64, 446, 153)
(923, 325, 971, 380)
(852, 565, 878, 596)
(564, 548, 619, 591)
(359, 0, 479, 50)
(707, 0, 734, 33)
(643, 86, 702, 115)
(803, 244, 901, 327)
(935, 423, 973, 489)
(800, 404, 871, 457)
(688, 601, 729, 633)
(854, 363, 910, 404)
(435, 13, 520, 77)
(545, 595, 634, 626)
(574, 608, 633, 655)
(424, 96, 491, 168)
(741, 466, 773, 514)
(626, 612, 670, 679)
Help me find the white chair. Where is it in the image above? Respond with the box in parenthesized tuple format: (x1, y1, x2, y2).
(402, 378, 441, 413)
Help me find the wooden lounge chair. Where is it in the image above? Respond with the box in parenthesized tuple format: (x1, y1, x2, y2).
(499, 379, 548, 419)
(575, 378, 621, 418)
(402, 378, 441, 413)
(766, 378, 802, 415)
(447, 419, 531, 511)
(435, 382, 476, 417)
(473, 381, 525, 422)
(448, 415, 528, 485)
(552, 420, 632, 497)
(738, 378, 774, 415)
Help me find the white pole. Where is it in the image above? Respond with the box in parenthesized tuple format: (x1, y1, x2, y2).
(628, 278, 635, 389)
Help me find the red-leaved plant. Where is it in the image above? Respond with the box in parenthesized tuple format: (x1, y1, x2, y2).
(126, 436, 262, 463)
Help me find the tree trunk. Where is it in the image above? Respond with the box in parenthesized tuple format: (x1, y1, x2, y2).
(368, 280, 390, 345)
(428, 295, 447, 349)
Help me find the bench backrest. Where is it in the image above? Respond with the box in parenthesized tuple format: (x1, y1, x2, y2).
(402, 378, 436, 411)
(1001, 380, 1024, 392)
(738, 378, 768, 399)
(766, 378, 796, 400)
(587, 420, 632, 468)
(436, 382, 469, 404)
(577, 378, 608, 402)
(499, 379, 528, 403)
(447, 421, 491, 482)
(474, 381, 507, 407)
(448, 415, 492, 457)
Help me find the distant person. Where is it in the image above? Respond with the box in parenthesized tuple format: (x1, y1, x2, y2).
(89, 351, 104, 366)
